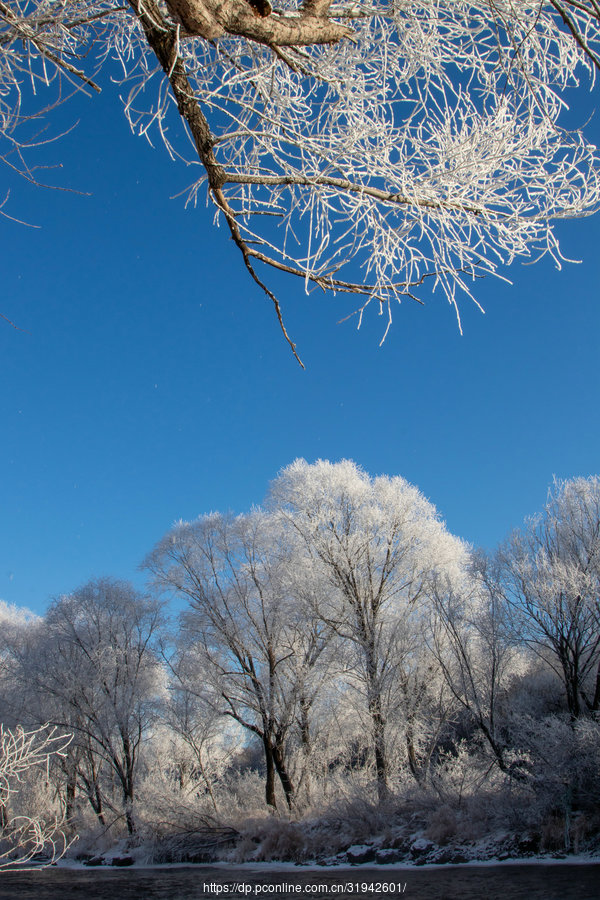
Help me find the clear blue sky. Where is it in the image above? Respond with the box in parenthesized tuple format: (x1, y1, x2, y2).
(2, 74, 599, 615)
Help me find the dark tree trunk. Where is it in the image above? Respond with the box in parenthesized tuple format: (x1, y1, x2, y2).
(562, 652, 582, 719)
(65, 769, 77, 821)
(369, 697, 388, 802)
(365, 645, 388, 802)
(119, 736, 137, 834)
(88, 782, 105, 826)
(584, 656, 600, 712)
(81, 752, 106, 826)
(298, 697, 312, 804)
(263, 735, 277, 809)
(124, 804, 135, 836)
(273, 740, 295, 810)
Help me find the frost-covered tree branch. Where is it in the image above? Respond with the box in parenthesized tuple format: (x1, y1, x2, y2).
(0, 724, 72, 869)
(2, 1, 600, 358)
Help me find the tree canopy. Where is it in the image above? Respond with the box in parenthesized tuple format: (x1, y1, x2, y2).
(2, 2, 600, 360)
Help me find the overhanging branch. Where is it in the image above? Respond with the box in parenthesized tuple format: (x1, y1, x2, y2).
(165, 0, 353, 45)
(128, 0, 304, 364)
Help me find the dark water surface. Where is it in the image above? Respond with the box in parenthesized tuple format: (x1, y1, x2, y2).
(0, 863, 598, 900)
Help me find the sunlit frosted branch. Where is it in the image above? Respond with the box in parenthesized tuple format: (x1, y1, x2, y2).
(1, 0, 600, 355)
(0, 724, 73, 870)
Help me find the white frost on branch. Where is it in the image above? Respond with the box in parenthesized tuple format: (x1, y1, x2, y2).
(0, 724, 72, 869)
(2, 1, 600, 349)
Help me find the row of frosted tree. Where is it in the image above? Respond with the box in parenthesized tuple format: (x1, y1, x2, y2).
(1, 461, 599, 858)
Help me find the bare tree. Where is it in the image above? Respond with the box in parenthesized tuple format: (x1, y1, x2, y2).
(500, 476, 600, 720)
(0, 724, 72, 869)
(2, 2, 600, 357)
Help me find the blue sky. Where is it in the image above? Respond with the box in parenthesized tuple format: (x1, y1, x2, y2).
(2, 74, 599, 615)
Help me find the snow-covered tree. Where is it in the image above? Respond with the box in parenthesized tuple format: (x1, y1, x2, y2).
(500, 476, 600, 720)
(17, 578, 166, 834)
(2, 2, 600, 357)
(146, 509, 331, 809)
(429, 552, 527, 780)
(159, 674, 235, 812)
(0, 601, 38, 727)
(0, 600, 37, 628)
(269, 458, 466, 799)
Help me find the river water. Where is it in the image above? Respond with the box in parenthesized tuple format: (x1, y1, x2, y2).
(0, 863, 598, 900)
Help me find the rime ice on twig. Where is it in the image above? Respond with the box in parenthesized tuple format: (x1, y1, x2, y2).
(2, 1, 600, 353)
(0, 724, 73, 870)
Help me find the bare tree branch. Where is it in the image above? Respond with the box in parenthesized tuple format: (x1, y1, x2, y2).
(165, 0, 353, 46)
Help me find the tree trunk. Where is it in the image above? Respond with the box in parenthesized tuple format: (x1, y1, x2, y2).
(406, 721, 423, 786)
(273, 740, 295, 810)
(89, 782, 105, 826)
(365, 645, 388, 802)
(369, 696, 388, 802)
(81, 752, 106, 826)
(582, 656, 600, 712)
(263, 735, 277, 809)
(298, 697, 312, 804)
(562, 652, 582, 719)
(119, 736, 137, 834)
(65, 768, 77, 821)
